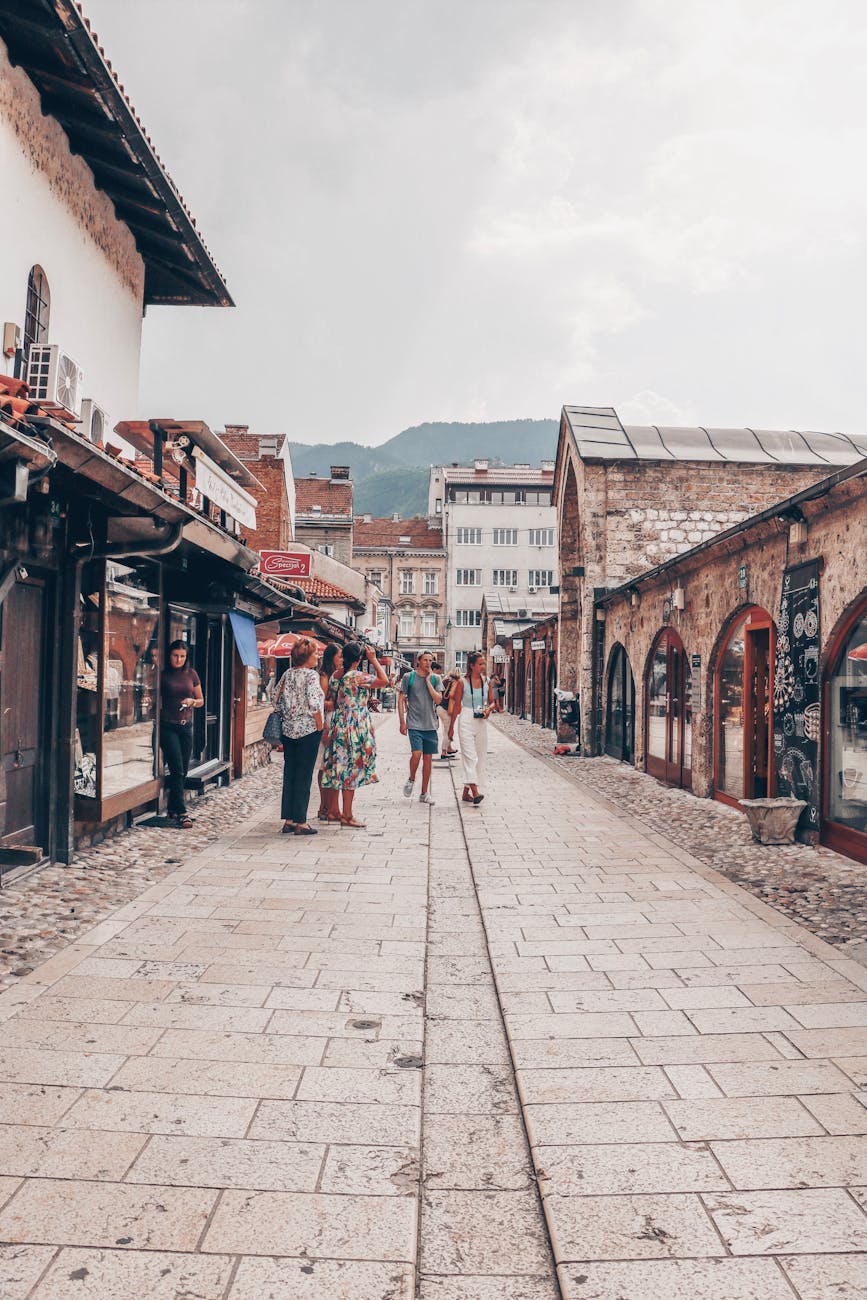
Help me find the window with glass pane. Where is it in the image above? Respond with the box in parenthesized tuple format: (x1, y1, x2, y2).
(456, 528, 482, 544)
(493, 529, 518, 545)
(456, 569, 480, 585)
(23, 265, 50, 351)
(102, 561, 160, 796)
(529, 528, 555, 546)
(717, 615, 747, 798)
(528, 570, 554, 587)
(456, 609, 481, 627)
(368, 570, 383, 587)
(74, 562, 102, 799)
(423, 572, 438, 594)
(422, 612, 437, 637)
(827, 606, 867, 833)
(493, 569, 518, 586)
(399, 611, 414, 638)
(399, 570, 415, 594)
(455, 651, 468, 672)
(647, 640, 669, 759)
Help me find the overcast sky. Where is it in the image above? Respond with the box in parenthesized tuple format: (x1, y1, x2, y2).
(86, 0, 867, 445)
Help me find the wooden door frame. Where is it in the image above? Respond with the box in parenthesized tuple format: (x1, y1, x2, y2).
(0, 573, 48, 850)
(713, 606, 776, 810)
(646, 628, 690, 788)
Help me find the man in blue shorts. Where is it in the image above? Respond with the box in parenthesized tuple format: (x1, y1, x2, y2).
(398, 652, 442, 805)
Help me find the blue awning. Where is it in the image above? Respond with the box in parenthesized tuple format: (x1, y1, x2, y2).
(229, 611, 261, 669)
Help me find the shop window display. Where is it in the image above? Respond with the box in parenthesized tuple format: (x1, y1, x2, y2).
(717, 617, 747, 799)
(827, 606, 867, 837)
(74, 560, 160, 804)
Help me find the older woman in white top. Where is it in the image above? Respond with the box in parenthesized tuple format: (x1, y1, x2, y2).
(448, 650, 495, 806)
(272, 637, 325, 835)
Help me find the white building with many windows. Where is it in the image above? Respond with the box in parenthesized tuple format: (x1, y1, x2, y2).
(428, 460, 558, 669)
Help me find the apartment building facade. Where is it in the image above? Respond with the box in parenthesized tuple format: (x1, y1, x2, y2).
(353, 516, 447, 665)
(429, 460, 558, 670)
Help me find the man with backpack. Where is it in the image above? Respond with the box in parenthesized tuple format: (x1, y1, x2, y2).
(398, 653, 442, 804)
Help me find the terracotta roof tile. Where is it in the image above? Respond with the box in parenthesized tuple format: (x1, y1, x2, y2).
(295, 478, 353, 516)
(353, 518, 444, 549)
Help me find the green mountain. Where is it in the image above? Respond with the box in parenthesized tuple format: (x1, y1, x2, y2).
(289, 418, 558, 516)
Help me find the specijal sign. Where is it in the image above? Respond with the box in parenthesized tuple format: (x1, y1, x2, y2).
(259, 550, 312, 578)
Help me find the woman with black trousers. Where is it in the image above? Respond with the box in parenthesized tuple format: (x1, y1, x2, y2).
(272, 637, 325, 835)
(159, 639, 204, 828)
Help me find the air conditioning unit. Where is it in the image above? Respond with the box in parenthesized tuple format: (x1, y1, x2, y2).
(508, 586, 518, 592)
(26, 344, 83, 414)
(528, 586, 538, 594)
(79, 398, 109, 444)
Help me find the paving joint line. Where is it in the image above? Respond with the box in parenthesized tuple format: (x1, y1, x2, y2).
(444, 754, 563, 1298)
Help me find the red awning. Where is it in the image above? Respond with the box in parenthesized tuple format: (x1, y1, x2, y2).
(848, 641, 867, 661)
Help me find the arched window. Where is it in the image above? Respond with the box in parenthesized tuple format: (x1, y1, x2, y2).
(605, 644, 635, 762)
(715, 606, 775, 806)
(823, 595, 867, 862)
(645, 628, 692, 788)
(23, 265, 50, 353)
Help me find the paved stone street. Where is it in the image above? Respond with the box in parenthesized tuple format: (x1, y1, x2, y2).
(496, 712, 867, 965)
(0, 718, 865, 1298)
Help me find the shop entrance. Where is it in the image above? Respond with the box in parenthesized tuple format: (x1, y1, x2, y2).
(605, 643, 635, 763)
(646, 628, 692, 788)
(0, 577, 46, 858)
(167, 606, 233, 784)
(715, 608, 775, 806)
(823, 597, 867, 863)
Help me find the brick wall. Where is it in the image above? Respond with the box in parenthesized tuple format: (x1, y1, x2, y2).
(221, 430, 292, 553)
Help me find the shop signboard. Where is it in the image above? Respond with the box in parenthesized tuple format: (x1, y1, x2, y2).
(691, 653, 701, 701)
(193, 449, 258, 529)
(259, 550, 312, 578)
(512, 638, 524, 649)
(773, 559, 821, 831)
(530, 639, 546, 651)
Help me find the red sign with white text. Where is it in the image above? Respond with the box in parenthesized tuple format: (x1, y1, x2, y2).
(259, 550, 311, 577)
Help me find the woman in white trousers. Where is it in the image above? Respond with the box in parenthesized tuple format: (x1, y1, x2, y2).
(449, 651, 495, 806)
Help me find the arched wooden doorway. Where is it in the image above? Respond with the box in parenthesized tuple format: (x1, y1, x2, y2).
(605, 643, 635, 763)
(646, 628, 692, 788)
(714, 606, 775, 807)
(822, 594, 867, 863)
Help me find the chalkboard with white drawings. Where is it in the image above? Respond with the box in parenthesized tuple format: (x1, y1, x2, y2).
(773, 559, 821, 832)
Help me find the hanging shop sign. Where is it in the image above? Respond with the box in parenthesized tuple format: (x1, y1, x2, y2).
(691, 653, 702, 702)
(530, 639, 546, 651)
(193, 449, 258, 529)
(738, 564, 748, 590)
(512, 638, 524, 649)
(773, 559, 821, 832)
(259, 550, 312, 578)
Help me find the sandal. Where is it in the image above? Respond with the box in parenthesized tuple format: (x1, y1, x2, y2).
(473, 794, 484, 806)
(281, 821, 297, 834)
(461, 791, 473, 803)
(341, 816, 366, 829)
(177, 814, 194, 829)
(295, 823, 318, 835)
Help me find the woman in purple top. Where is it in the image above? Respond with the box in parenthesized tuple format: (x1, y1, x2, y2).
(159, 640, 204, 827)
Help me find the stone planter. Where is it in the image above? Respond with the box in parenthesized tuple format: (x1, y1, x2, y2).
(739, 797, 807, 845)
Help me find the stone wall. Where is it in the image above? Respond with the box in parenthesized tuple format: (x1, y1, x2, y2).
(599, 472, 866, 806)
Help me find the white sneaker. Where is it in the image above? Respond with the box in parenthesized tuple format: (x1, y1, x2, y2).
(419, 792, 435, 805)
(403, 779, 414, 798)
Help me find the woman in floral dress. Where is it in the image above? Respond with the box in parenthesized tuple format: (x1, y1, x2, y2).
(321, 641, 389, 828)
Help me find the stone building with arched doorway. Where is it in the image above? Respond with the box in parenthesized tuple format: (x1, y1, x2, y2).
(554, 405, 867, 751)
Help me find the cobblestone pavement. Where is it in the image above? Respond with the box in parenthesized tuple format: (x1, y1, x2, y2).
(495, 712, 867, 965)
(0, 763, 282, 992)
(0, 720, 865, 1297)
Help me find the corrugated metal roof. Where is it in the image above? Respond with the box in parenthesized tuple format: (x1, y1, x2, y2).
(562, 406, 867, 465)
(440, 464, 555, 483)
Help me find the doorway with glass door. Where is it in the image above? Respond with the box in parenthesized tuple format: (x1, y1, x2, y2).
(167, 607, 233, 785)
(646, 628, 693, 789)
(0, 576, 47, 870)
(715, 607, 775, 807)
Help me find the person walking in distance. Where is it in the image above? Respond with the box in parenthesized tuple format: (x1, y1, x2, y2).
(321, 642, 389, 828)
(272, 638, 324, 835)
(449, 650, 494, 805)
(159, 639, 204, 828)
(399, 652, 442, 804)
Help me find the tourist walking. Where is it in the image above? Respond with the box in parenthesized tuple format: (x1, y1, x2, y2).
(449, 650, 495, 805)
(272, 638, 325, 836)
(321, 642, 389, 828)
(159, 639, 204, 828)
(316, 643, 343, 822)
(398, 651, 442, 804)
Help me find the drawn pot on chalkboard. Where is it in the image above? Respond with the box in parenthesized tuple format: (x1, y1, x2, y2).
(804, 702, 820, 742)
